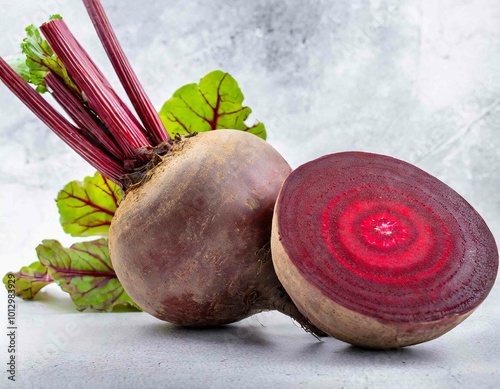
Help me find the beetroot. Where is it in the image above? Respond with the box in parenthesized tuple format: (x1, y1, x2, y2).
(3, 0, 495, 344)
(271, 152, 498, 348)
(0, 0, 322, 335)
(110, 130, 301, 326)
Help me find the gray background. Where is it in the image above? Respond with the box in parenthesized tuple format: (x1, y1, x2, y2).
(0, 0, 499, 388)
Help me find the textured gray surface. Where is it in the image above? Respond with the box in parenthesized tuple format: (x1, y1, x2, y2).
(5, 287, 500, 389)
(0, 0, 499, 388)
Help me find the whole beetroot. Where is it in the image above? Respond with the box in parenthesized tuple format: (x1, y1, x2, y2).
(110, 130, 307, 326)
(0, 1, 321, 335)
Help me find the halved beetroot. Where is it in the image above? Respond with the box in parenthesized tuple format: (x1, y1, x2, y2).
(271, 152, 498, 348)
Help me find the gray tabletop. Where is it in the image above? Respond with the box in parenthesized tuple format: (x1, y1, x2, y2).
(1, 1, 499, 388)
(4, 285, 499, 389)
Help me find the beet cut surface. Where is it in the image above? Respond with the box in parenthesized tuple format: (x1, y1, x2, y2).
(271, 152, 498, 348)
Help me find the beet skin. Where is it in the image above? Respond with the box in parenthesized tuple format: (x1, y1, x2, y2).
(110, 130, 312, 327)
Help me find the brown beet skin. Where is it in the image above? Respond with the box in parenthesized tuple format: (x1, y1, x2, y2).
(110, 130, 303, 327)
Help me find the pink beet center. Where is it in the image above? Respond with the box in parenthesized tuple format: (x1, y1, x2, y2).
(359, 212, 410, 249)
(321, 188, 447, 279)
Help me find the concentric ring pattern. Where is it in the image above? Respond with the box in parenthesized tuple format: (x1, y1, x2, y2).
(276, 152, 498, 322)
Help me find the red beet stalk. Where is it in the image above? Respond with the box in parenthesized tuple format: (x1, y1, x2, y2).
(82, 0, 169, 146)
(0, 58, 124, 183)
(40, 19, 151, 163)
(44, 72, 125, 161)
(0, 0, 173, 185)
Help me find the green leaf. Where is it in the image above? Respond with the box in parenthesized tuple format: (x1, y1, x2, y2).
(56, 171, 122, 237)
(4, 55, 31, 83)
(159, 70, 266, 140)
(3, 262, 54, 300)
(20, 21, 79, 95)
(36, 239, 140, 312)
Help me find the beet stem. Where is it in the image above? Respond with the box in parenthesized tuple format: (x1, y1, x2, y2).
(44, 72, 125, 161)
(83, 0, 170, 146)
(269, 286, 327, 338)
(0, 57, 124, 183)
(40, 19, 151, 163)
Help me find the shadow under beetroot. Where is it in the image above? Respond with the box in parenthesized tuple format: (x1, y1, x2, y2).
(146, 321, 274, 347)
(329, 341, 444, 366)
(281, 334, 445, 368)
